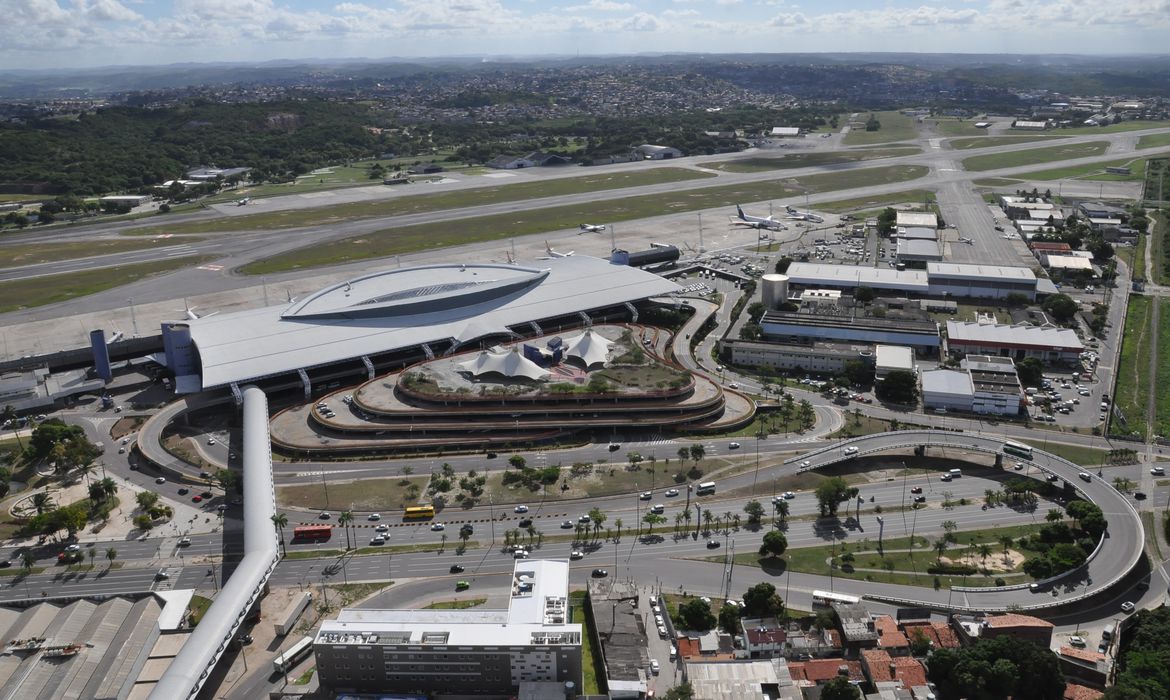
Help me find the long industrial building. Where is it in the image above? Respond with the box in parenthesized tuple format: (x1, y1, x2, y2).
(783, 262, 1053, 300)
(945, 321, 1084, 363)
(314, 560, 582, 696)
(160, 257, 679, 394)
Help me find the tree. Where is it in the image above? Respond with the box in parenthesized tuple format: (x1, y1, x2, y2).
(821, 675, 860, 700)
(642, 512, 666, 534)
(743, 499, 765, 525)
(508, 455, 526, 469)
(877, 370, 919, 404)
(105, 547, 117, 569)
(798, 399, 815, 428)
(1041, 293, 1078, 323)
(21, 550, 35, 574)
(31, 492, 54, 515)
(759, 530, 788, 558)
(1016, 357, 1043, 389)
(773, 498, 790, 524)
(927, 634, 1064, 700)
(689, 444, 705, 463)
(136, 491, 159, 511)
(718, 602, 742, 634)
(742, 582, 784, 618)
(214, 468, 238, 493)
(678, 598, 716, 631)
(662, 683, 694, 700)
(271, 513, 288, 553)
(854, 286, 875, 303)
(87, 548, 97, 569)
(815, 477, 850, 516)
(338, 511, 354, 550)
(588, 508, 607, 538)
(909, 627, 932, 656)
(614, 517, 623, 540)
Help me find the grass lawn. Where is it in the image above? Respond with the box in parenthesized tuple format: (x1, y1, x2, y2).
(949, 135, 1065, 150)
(843, 111, 919, 146)
(570, 590, 604, 695)
(425, 597, 487, 610)
(0, 237, 207, 269)
(703, 147, 920, 173)
(1017, 441, 1107, 467)
(188, 594, 213, 626)
(242, 165, 928, 274)
(1138, 132, 1170, 149)
(972, 178, 1023, 187)
(1013, 156, 1151, 183)
(331, 582, 389, 608)
(0, 255, 214, 313)
(928, 119, 990, 137)
(1055, 120, 1170, 136)
(132, 168, 714, 236)
(1153, 212, 1168, 286)
(276, 475, 431, 511)
(724, 523, 1046, 589)
(1114, 294, 1153, 439)
(1156, 298, 1170, 439)
(1133, 233, 1147, 282)
(815, 189, 936, 214)
(962, 142, 1110, 172)
(281, 540, 480, 559)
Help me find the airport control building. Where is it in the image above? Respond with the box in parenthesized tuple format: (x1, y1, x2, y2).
(159, 256, 679, 396)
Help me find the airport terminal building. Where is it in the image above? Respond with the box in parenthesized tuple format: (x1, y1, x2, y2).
(159, 257, 679, 396)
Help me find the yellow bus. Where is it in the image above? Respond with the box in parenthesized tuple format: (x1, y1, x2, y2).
(403, 505, 436, 520)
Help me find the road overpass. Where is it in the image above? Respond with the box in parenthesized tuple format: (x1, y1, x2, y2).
(785, 430, 1144, 612)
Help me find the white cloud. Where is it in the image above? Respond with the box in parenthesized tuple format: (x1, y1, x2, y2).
(664, 8, 700, 18)
(566, 0, 633, 10)
(618, 11, 658, 31)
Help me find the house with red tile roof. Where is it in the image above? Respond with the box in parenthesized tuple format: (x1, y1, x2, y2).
(873, 615, 910, 654)
(740, 618, 787, 658)
(1058, 646, 1110, 688)
(861, 649, 929, 690)
(900, 621, 960, 652)
(787, 658, 864, 687)
(954, 613, 1054, 647)
(1064, 682, 1104, 700)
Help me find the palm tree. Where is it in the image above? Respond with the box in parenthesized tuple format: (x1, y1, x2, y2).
(76, 460, 94, 484)
(31, 492, 54, 515)
(440, 533, 447, 550)
(682, 509, 692, 527)
(614, 518, 623, 541)
(702, 509, 713, 533)
(846, 487, 861, 520)
(338, 511, 354, 550)
(722, 511, 734, 533)
(271, 513, 288, 553)
(105, 547, 117, 569)
(99, 477, 117, 502)
(87, 548, 97, 569)
(677, 447, 690, 464)
(984, 489, 996, 507)
(674, 512, 684, 533)
(978, 543, 992, 564)
(999, 535, 1014, 564)
(21, 550, 35, 574)
(774, 499, 790, 526)
(934, 538, 948, 563)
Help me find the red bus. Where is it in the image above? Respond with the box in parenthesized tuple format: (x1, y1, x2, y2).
(292, 525, 333, 541)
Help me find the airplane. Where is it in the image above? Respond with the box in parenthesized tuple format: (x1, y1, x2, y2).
(785, 205, 824, 223)
(504, 250, 517, 264)
(180, 301, 218, 321)
(733, 205, 787, 231)
(236, 197, 250, 206)
(958, 237, 974, 244)
(579, 223, 606, 233)
(539, 241, 574, 259)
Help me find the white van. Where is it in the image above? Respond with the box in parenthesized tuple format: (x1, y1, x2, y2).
(948, 469, 962, 478)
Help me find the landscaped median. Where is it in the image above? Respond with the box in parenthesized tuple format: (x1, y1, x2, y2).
(694, 523, 1073, 589)
(960, 141, 1110, 172)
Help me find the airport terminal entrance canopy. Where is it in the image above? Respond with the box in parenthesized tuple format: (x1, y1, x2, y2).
(181, 256, 679, 391)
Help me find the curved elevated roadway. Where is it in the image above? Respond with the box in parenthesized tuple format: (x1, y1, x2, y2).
(785, 430, 1144, 612)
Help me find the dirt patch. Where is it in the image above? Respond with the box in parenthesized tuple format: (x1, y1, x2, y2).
(940, 549, 1025, 573)
(110, 417, 148, 441)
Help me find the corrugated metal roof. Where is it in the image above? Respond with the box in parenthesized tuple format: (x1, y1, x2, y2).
(187, 256, 678, 390)
(946, 321, 1083, 350)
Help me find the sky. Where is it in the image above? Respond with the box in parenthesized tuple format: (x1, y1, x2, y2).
(1, 0, 1168, 71)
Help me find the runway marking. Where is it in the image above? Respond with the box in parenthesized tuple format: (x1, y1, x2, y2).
(197, 264, 224, 272)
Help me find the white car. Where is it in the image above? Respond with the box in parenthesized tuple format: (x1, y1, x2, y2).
(665, 488, 680, 497)
(367, 513, 381, 521)
(207, 437, 216, 445)
(155, 477, 166, 484)
(843, 446, 859, 456)
(1120, 601, 1136, 614)
(513, 550, 529, 559)
(640, 491, 653, 500)
(370, 536, 385, 545)
(782, 491, 795, 499)
(728, 441, 741, 449)
(650, 659, 660, 674)
(514, 505, 529, 514)
(65, 544, 80, 552)
(375, 524, 390, 532)
(1014, 462, 1025, 471)
(431, 523, 445, 531)
(1152, 466, 1165, 476)
(570, 550, 583, 560)
(800, 460, 811, 468)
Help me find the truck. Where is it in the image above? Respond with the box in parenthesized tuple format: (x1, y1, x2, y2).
(273, 592, 313, 637)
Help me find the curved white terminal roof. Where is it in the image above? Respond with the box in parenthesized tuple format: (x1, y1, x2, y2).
(459, 348, 550, 381)
(564, 329, 612, 368)
(185, 256, 679, 390)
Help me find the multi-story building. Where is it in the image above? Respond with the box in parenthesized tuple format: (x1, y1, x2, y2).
(314, 560, 582, 695)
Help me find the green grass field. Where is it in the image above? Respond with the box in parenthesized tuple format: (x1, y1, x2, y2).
(843, 111, 919, 145)
(277, 475, 432, 510)
(1138, 132, 1170, 149)
(961, 142, 1110, 172)
(0, 237, 205, 269)
(1114, 294, 1153, 439)
(0, 256, 214, 313)
(241, 164, 928, 274)
(703, 147, 920, 173)
(815, 189, 936, 215)
(971, 178, 1022, 187)
(571, 591, 604, 695)
(1152, 212, 1167, 286)
(1017, 441, 1107, 467)
(1055, 120, 1170, 136)
(928, 118, 990, 137)
(949, 135, 1065, 150)
(131, 168, 714, 236)
(1013, 156, 1151, 183)
(1156, 298, 1170, 440)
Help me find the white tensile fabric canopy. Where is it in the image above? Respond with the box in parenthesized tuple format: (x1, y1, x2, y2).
(563, 329, 612, 368)
(458, 347, 549, 381)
